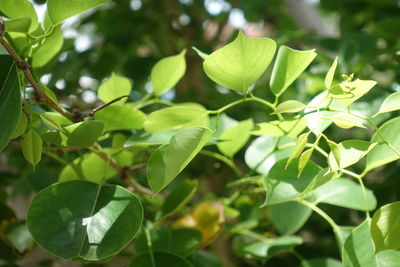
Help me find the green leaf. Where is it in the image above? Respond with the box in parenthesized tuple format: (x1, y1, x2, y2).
(135, 227, 202, 257)
(331, 113, 366, 129)
(329, 79, 377, 105)
(270, 46, 317, 96)
(97, 73, 131, 104)
(300, 258, 342, 267)
(263, 159, 321, 205)
(0, 55, 21, 151)
(192, 47, 209, 60)
(151, 49, 187, 95)
(376, 92, 400, 115)
(245, 135, 295, 174)
(59, 152, 117, 183)
(40, 112, 62, 130)
(328, 140, 377, 171)
(0, 0, 39, 32)
(2, 221, 33, 255)
(27, 180, 143, 261)
(4, 18, 31, 33)
(217, 119, 253, 157)
(95, 105, 146, 131)
(251, 117, 308, 137)
(22, 129, 43, 167)
(275, 100, 306, 114)
(10, 112, 27, 139)
(376, 250, 400, 267)
(144, 106, 209, 133)
(130, 251, 194, 267)
(189, 251, 222, 267)
(41, 112, 72, 126)
(342, 220, 376, 267)
(203, 31, 276, 93)
(298, 148, 313, 176)
(47, 0, 110, 24)
(325, 57, 338, 89)
(301, 168, 337, 196)
(269, 201, 312, 235)
(286, 132, 310, 168)
(160, 179, 198, 218)
(126, 130, 177, 147)
(31, 26, 64, 68)
(366, 117, 400, 171)
(314, 178, 376, 211)
(147, 127, 212, 193)
(370, 201, 400, 252)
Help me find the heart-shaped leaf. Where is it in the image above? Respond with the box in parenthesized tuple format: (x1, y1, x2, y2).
(27, 180, 143, 261)
(203, 31, 276, 93)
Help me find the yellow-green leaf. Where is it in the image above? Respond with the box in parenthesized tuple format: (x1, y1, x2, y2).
(22, 129, 43, 167)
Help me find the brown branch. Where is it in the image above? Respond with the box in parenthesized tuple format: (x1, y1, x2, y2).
(0, 18, 75, 122)
(91, 146, 154, 196)
(86, 95, 130, 118)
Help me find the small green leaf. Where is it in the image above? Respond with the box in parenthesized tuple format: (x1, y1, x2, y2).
(144, 106, 209, 133)
(314, 178, 376, 211)
(327, 140, 340, 169)
(0, 55, 21, 151)
(251, 117, 308, 137)
(366, 117, 400, 171)
(41, 112, 72, 126)
(27, 180, 143, 261)
(286, 132, 309, 168)
(377, 92, 400, 115)
(31, 26, 64, 68)
(192, 46, 209, 60)
(148, 127, 212, 193)
(203, 31, 276, 93)
(325, 57, 338, 89)
(329, 79, 377, 105)
(40, 112, 62, 130)
(130, 251, 193, 267)
(4, 18, 31, 33)
(270, 46, 317, 96)
(151, 49, 187, 95)
(98, 73, 131, 104)
(160, 179, 198, 218)
(298, 148, 313, 176)
(370, 202, 400, 252)
(275, 100, 306, 114)
(47, 0, 110, 24)
(269, 202, 312, 235)
(10, 112, 27, 139)
(331, 113, 366, 129)
(301, 168, 337, 196)
(22, 129, 42, 167)
(217, 119, 253, 157)
(0, 0, 39, 32)
(95, 105, 146, 131)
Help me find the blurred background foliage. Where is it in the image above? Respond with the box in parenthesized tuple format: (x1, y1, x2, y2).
(1, 0, 400, 266)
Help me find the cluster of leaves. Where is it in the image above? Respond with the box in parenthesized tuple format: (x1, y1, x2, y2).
(1, 1, 400, 266)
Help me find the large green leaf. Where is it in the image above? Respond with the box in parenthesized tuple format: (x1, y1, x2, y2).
(31, 26, 64, 68)
(151, 50, 187, 95)
(313, 178, 376, 211)
(0, 55, 21, 151)
(144, 106, 209, 133)
(342, 220, 377, 267)
(130, 251, 194, 267)
(97, 73, 131, 104)
(370, 202, 400, 252)
(203, 31, 276, 93)
(147, 127, 212, 193)
(27, 180, 143, 261)
(47, 0, 110, 24)
(263, 159, 321, 205)
(0, 0, 38, 32)
(217, 119, 253, 157)
(269, 201, 312, 235)
(251, 117, 308, 137)
(22, 129, 43, 168)
(270, 46, 316, 96)
(95, 105, 146, 131)
(375, 250, 400, 267)
(376, 92, 400, 115)
(366, 117, 400, 171)
(160, 179, 198, 218)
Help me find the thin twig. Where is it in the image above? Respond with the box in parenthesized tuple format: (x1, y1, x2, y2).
(86, 95, 130, 117)
(0, 18, 75, 122)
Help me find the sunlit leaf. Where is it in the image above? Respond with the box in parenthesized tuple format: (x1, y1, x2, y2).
(376, 92, 400, 115)
(329, 79, 377, 105)
(0, 0, 38, 32)
(31, 26, 64, 68)
(325, 57, 338, 89)
(251, 117, 307, 137)
(275, 100, 306, 114)
(217, 119, 253, 157)
(3, 18, 31, 33)
(97, 73, 131, 104)
(95, 105, 146, 131)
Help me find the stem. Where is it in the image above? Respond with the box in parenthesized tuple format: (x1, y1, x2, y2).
(0, 19, 75, 122)
(297, 199, 344, 246)
(199, 150, 242, 177)
(356, 176, 371, 219)
(208, 96, 275, 115)
(86, 95, 130, 117)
